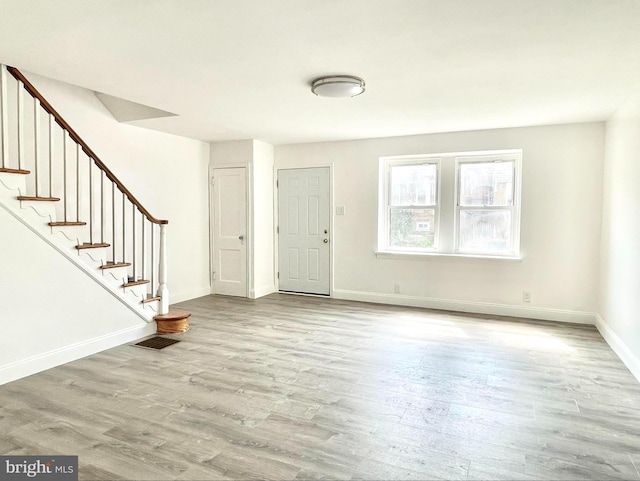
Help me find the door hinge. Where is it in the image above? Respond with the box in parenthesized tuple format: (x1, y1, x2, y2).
(212, 271, 216, 280)
(276, 180, 279, 188)
(277, 226, 279, 234)
(211, 177, 215, 185)
(277, 272, 279, 279)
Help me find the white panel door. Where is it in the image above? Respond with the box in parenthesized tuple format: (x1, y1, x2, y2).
(212, 168, 247, 297)
(278, 167, 330, 295)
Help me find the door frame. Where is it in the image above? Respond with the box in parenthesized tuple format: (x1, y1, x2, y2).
(275, 164, 333, 297)
(210, 165, 250, 298)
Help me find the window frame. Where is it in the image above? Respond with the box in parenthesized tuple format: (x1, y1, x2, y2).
(380, 156, 441, 252)
(378, 149, 522, 259)
(454, 153, 522, 257)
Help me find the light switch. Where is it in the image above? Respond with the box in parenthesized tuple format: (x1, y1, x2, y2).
(336, 206, 345, 215)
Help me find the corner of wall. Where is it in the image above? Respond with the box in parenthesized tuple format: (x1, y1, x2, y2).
(595, 314, 640, 383)
(250, 285, 277, 299)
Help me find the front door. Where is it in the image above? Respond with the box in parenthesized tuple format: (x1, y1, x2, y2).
(212, 168, 247, 297)
(278, 167, 330, 295)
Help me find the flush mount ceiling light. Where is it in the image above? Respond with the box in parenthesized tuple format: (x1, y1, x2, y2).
(311, 75, 365, 98)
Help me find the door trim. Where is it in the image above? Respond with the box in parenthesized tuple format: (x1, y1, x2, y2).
(275, 165, 333, 297)
(210, 166, 249, 297)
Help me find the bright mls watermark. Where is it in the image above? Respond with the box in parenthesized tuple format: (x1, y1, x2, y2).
(0, 456, 77, 481)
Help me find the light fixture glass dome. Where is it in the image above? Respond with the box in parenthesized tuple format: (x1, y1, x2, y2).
(311, 75, 365, 98)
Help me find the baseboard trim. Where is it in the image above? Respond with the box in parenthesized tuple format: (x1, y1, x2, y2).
(595, 314, 640, 383)
(171, 287, 212, 304)
(0, 323, 156, 386)
(332, 289, 595, 324)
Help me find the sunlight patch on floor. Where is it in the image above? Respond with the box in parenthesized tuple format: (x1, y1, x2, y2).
(494, 331, 574, 352)
(395, 316, 469, 339)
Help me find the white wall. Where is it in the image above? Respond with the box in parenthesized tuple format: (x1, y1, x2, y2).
(25, 72, 211, 303)
(0, 207, 155, 385)
(210, 140, 254, 168)
(598, 89, 640, 381)
(252, 140, 275, 298)
(276, 123, 604, 322)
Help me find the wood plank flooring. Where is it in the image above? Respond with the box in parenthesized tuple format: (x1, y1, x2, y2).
(1, 294, 640, 480)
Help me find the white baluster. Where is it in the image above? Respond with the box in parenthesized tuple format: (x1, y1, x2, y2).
(0, 65, 7, 168)
(157, 223, 169, 314)
(34, 98, 40, 195)
(48, 113, 53, 197)
(17, 80, 24, 170)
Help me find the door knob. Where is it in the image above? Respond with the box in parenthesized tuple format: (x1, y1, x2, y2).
(323, 238, 329, 243)
(239, 235, 244, 241)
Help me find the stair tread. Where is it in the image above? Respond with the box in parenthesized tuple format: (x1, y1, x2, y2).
(17, 196, 60, 201)
(154, 309, 190, 334)
(123, 279, 150, 287)
(49, 221, 87, 226)
(0, 167, 30, 174)
(141, 296, 161, 304)
(76, 243, 110, 249)
(154, 309, 191, 322)
(100, 262, 131, 270)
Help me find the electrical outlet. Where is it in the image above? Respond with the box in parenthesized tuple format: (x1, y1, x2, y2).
(523, 291, 531, 302)
(394, 283, 400, 293)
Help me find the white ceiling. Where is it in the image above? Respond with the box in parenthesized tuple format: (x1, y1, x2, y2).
(1, 0, 640, 145)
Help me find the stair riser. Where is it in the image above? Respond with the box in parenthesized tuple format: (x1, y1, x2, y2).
(122, 282, 152, 298)
(0, 173, 27, 192)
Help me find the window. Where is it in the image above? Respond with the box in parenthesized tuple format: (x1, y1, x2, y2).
(378, 150, 522, 258)
(388, 162, 439, 249)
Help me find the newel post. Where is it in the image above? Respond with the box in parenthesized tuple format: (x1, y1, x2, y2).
(154, 221, 190, 333)
(157, 223, 169, 315)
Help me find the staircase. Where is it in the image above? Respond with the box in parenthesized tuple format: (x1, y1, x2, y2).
(0, 64, 187, 329)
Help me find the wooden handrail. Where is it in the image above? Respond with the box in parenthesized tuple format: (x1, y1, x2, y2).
(6, 66, 168, 225)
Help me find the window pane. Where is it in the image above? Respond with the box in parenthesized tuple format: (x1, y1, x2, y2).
(390, 208, 436, 249)
(459, 210, 511, 253)
(459, 161, 513, 206)
(390, 164, 437, 206)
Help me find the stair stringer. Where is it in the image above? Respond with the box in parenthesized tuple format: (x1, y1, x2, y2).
(0, 172, 159, 322)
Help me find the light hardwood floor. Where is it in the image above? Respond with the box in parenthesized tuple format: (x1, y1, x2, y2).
(1, 294, 640, 481)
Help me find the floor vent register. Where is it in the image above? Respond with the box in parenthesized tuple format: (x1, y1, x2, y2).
(133, 336, 180, 350)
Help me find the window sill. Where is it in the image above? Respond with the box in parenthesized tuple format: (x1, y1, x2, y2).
(375, 250, 523, 261)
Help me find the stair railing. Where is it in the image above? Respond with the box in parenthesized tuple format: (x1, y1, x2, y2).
(0, 64, 169, 315)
